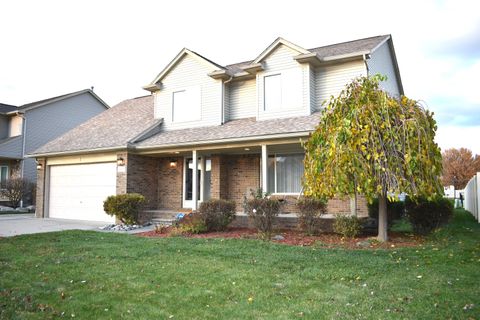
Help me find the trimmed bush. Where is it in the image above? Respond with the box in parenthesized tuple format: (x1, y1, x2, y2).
(296, 197, 327, 235)
(177, 212, 207, 234)
(103, 193, 146, 224)
(368, 198, 405, 227)
(405, 196, 453, 235)
(199, 199, 236, 232)
(246, 198, 281, 239)
(333, 215, 362, 238)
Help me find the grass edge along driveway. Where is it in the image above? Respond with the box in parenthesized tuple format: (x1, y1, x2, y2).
(1, 209, 479, 319)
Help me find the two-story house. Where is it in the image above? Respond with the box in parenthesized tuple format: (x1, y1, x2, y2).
(0, 89, 109, 205)
(32, 35, 403, 223)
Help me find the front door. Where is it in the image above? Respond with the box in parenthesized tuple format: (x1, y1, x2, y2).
(183, 157, 211, 209)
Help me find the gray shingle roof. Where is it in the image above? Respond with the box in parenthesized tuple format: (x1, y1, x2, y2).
(31, 94, 321, 155)
(224, 35, 389, 73)
(136, 113, 321, 149)
(308, 35, 389, 59)
(33, 95, 156, 155)
(0, 103, 18, 115)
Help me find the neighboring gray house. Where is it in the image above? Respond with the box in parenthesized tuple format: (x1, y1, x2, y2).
(32, 35, 403, 223)
(0, 89, 109, 203)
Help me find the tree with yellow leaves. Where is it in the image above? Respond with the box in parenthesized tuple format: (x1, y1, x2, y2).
(303, 75, 443, 241)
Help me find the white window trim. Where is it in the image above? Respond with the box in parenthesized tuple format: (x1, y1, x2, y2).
(262, 69, 303, 113)
(268, 153, 304, 195)
(0, 165, 9, 189)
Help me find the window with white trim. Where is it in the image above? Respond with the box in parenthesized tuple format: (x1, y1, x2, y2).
(263, 69, 303, 111)
(172, 86, 201, 123)
(267, 153, 304, 193)
(0, 166, 8, 189)
(9, 116, 23, 137)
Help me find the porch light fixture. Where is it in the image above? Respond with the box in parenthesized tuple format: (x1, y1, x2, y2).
(36, 162, 43, 170)
(117, 157, 125, 166)
(244, 148, 250, 151)
(169, 159, 178, 168)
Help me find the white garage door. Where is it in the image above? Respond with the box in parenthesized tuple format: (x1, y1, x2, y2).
(48, 162, 116, 222)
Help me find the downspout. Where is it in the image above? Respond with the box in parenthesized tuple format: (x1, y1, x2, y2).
(363, 53, 371, 76)
(222, 76, 233, 124)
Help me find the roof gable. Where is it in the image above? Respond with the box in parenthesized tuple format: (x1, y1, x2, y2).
(19, 89, 109, 112)
(144, 48, 225, 92)
(252, 37, 310, 64)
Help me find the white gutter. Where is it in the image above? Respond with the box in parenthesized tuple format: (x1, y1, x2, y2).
(27, 146, 127, 158)
(134, 131, 311, 151)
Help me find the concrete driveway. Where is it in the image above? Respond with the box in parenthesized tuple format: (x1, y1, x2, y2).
(0, 214, 107, 237)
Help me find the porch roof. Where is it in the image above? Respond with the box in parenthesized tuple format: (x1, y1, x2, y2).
(135, 113, 321, 150)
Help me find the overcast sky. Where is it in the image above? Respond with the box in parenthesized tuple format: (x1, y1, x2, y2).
(1, 0, 479, 153)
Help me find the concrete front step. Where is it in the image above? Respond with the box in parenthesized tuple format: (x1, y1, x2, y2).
(151, 218, 176, 226)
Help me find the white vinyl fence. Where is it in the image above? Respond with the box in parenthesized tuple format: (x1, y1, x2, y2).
(464, 172, 480, 222)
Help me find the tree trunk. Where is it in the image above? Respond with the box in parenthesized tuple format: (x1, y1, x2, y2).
(378, 193, 388, 242)
(350, 193, 357, 216)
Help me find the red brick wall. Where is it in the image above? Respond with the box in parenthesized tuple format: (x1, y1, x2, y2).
(157, 157, 183, 209)
(224, 154, 260, 212)
(126, 154, 159, 210)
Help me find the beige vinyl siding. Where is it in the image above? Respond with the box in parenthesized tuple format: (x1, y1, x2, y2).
(315, 59, 367, 110)
(228, 79, 257, 120)
(257, 45, 310, 120)
(154, 54, 222, 130)
(309, 65, 316, 113)
(367, 42, 400, 96)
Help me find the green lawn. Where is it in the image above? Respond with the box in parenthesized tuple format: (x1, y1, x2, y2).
(1, 210, 479, 319)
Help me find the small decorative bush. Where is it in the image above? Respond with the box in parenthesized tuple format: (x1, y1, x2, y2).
(178, 212, 207, 234)
(246, 198, 281, 239)
(154, 223, 169, 234)
(333, 215, 362, 238)
(296, 197, 327, 235)
(103, 193, 146, 224)
(368, 198, 405, 227)
(405, 196, 453, 235)
(199, 199, 236, 231)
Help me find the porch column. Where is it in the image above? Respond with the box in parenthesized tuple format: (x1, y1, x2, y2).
(200, 156, 205, 203)
(261, 144, 268, 193)
(192, 150, 198, 210)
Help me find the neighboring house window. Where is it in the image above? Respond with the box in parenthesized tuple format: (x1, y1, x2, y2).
(263, 69, 303, 111)
(172, 86, 201, 122)
(267, 153, 304, 193)
(9, 115, 23, 137)
(0, 166, 8, 189)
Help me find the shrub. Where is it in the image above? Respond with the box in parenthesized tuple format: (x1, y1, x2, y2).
(103, 193, 146, 224)
(0, 178, 35, 208)
(246, 198, 281, 239)
(405, 196, 453, 235)
(154, 223, 169, 234)
(177, 212, 207, 234)
(199, 199, 236, 231)
(296, 197, 327, 235)
(368, 198, 405, 227)
(333, 215, 362, 238)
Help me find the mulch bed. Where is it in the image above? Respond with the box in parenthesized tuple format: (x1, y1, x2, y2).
(136, 227, 423, 249)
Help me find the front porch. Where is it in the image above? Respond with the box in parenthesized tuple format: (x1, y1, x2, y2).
(116, 141, 368, 227)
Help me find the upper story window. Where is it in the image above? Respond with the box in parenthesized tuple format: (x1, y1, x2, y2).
(263, 69, 303, 111)
(0, 166, 8, 189)
(267, 153, 304, 194)
(9, 115, 23, 137)
(172, 86, 201, 123)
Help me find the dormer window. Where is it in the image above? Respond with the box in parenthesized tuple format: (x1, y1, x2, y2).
(172, 86, 201, 123)
(263, 69, 302, 111)
(9, 115, 23, 137)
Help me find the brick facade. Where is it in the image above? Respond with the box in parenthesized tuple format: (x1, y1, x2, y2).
(126, 154, 159, 210)
(157, 157, 183, 209)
